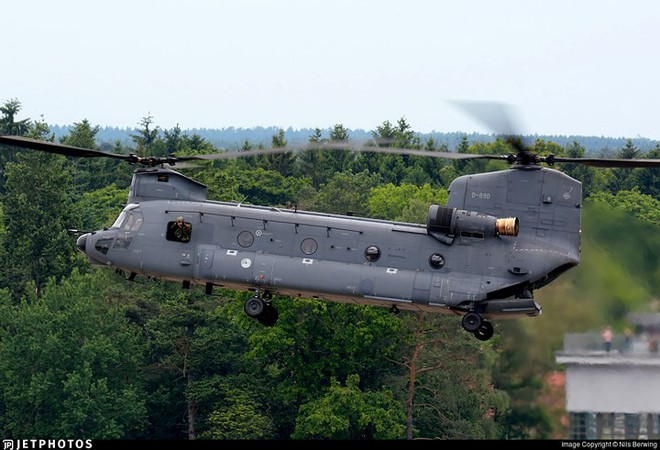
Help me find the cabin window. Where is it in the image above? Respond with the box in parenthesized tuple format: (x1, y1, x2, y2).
(301, 238, 318, 255)
(237, 230, 255, 247)
(364, 245, 380, 262)
(167, 217, 192, 243)
(429, 253, 445, 269)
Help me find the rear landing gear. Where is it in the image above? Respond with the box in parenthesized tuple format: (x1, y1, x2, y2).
(244, 292, 279, 327)
(461, 311, 494, 341)
(462, 312, 482, 332)
(257, 304, 279, 326)
(473, 321, 494, 341)
(244, 295, 265, 317)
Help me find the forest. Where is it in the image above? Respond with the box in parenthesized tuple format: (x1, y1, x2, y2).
(0, 97, 659, 440)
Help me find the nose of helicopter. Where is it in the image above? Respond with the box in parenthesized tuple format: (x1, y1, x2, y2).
(76, 233, 89, 254)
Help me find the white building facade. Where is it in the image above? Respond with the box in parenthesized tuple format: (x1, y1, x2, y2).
(556, 330, 660, 440)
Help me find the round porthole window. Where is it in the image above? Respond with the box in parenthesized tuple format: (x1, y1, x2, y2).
(429, 253, 445, 269)
(237, 230, 255, 247)
(364, 245, 381, 262)
(301, 238, 318, 255)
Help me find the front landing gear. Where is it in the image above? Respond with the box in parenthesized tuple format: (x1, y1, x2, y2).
(461, 311, 494, 341)
(244, 292, 279, 327)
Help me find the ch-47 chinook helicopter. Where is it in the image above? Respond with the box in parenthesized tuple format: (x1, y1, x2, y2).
(1, 113, 658, 341)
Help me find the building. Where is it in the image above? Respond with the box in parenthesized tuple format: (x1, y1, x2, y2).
(555, 313, 660, 440)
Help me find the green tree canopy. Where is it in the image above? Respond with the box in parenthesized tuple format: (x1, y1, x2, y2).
(305, 170, 381, 216)
(589, 188, 660, 225)
(293, 374, 405, 440)
(367, 183, 448, 223)
(2, 146, 82, 298)
(0, 98, 30, 136)
(0, 270, 147, 438)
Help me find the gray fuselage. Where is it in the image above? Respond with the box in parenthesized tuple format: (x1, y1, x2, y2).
(77, 165, 582, 320)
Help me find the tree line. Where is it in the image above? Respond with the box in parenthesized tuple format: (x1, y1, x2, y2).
(0, 98, 658, 440)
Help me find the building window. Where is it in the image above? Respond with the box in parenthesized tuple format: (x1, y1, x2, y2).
(569, 412, 588, 439)
(624, 413, 640, 440)
(596, 412, 614, 439)
(569, 412, 597, 439)
(648, 414, 660, 439)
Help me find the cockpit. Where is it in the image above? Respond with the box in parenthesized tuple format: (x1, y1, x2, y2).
(76, 204, 144, 261)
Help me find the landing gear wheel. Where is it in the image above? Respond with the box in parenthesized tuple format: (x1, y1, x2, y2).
(244, 296, 265, 318)
(257, 304, 279, 327)
(462, 312, 482, 332)
(473, 320, 494, 341)
(389, 305, 400, 315)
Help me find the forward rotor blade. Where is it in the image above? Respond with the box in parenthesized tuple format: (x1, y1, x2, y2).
(194, 142, 507, 161)
(0, 135, 208, 167)
(0, 135, 128, 160)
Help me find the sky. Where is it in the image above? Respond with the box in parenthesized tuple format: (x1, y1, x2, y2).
(3, 0, 660, 140)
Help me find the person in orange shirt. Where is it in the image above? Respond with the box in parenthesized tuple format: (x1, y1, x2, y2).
(601, 325, 613, 352)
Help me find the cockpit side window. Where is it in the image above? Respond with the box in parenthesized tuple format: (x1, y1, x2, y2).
(112, 209, 143, 250)
(167, 217, 192, 243)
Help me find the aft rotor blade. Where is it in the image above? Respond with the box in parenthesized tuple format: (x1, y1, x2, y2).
(449, 100, 523, 137)
(449, 100, 529, 154)
(549, 155, 660, 168)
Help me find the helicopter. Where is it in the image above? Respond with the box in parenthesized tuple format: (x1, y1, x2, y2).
(1, 115, 658, 341)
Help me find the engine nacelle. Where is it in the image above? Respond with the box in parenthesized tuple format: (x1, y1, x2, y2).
(427, 205, 518, 238)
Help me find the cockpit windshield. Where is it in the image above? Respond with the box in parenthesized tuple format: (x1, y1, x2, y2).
(111, 204, 142, 231)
